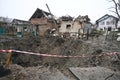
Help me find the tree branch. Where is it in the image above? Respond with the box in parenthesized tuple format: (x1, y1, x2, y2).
(109, 10, 118, 14)
(108, 7, 116, 9)
(112, 0, 120, 19)
(104, 73, 114, 80)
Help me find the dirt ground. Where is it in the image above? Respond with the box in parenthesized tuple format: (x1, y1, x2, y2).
(0, 35, 120, 80)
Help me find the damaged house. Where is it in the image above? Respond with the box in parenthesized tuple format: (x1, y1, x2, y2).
(29, 8, 56, 36)
(58, 15, 74, 37)
(12, 19, 33, 37)
(29, 8, 92, 37)
(58, 15, 92, 38)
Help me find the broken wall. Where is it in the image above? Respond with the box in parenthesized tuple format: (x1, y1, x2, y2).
(30, 17, 56, 36)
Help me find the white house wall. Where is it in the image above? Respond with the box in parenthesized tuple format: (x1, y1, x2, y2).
(97, 17, 116, 31)
(59, 21, 73, 33)
(118, 20, 120, 28)
(59, 21, 82, 34)
(70, 21, 82, 33)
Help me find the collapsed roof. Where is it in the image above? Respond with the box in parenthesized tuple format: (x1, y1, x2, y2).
(58, 15, 73, 21)
(12, 19, 31, 25)
(29, 8, 52, 20)
(76, 15, 90, 22)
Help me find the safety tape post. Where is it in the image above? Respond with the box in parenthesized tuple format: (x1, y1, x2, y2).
(0, 50, 12, 53)
(5, 52, 12, 66)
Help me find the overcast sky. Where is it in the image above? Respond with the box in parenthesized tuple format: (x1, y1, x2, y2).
(0, 0, 116, 22)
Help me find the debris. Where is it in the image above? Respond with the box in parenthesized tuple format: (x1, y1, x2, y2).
(0, 35, 120, 80)
(69, 66, 120, 80)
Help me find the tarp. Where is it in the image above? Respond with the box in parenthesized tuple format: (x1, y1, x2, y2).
(17, 32, 22, 37)
(0, 27, 6, 35)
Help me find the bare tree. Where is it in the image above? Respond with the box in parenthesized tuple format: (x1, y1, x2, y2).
(109, 0, 120, 19)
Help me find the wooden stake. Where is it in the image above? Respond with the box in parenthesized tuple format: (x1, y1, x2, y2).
(5, 52, 12, 66)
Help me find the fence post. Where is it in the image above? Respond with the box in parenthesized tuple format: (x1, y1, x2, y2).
(5, 52, 12, 66)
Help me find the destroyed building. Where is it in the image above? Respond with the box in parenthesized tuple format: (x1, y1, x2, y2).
(58, 15, 92, 38)
(0, 9, 92, 38)
(29, 8, 56, 36)
(12, 19, 33, 37)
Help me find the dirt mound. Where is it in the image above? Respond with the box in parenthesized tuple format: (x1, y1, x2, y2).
(69, 66, 120, 80)
(0, 35, 120, 80)
(0, 65, 120, 80)
(0, 64, 71, 80)
(0, 35, 120, 69)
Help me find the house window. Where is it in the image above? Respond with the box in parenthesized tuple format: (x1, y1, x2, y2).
(24, 27, 27, 29)
(66, 24, 71, 29)
(106, 21, 110, 25)
(111, 20, 115, 25)
(24, 27, 27, 31)
(58, 26, 61, 28)
(100, 28, 103, 31)
(108, 27, 111, 31)
(104, 27, 107, 30)
(100, 22, 105, 25)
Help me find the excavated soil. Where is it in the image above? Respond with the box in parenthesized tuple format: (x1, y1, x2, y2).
(0, 35, 120, 80)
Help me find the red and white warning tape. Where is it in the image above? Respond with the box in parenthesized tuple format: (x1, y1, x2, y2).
(0, 50, 120, 58)
(13, 50, 119, 58)
(13, 50, 81, 58)
(0, 50, 12, 53)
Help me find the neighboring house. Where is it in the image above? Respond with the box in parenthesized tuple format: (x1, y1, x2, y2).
(96, 14, 119, 31)
(29, 8, 56, 36)
(12, 19, 33, 37)
(58, 15, 92, 37)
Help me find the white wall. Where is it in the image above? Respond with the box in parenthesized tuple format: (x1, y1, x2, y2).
(117, 20, 120, 28)
(59, 20, 82, 33)
(70, 21, 82, 33)
(97, 17, 116, 31)
(59, 21, 73, 33)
